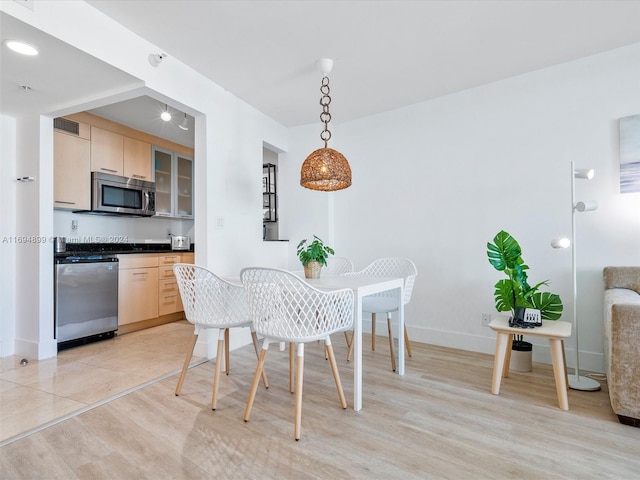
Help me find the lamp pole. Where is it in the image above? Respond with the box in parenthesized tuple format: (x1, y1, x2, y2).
(569, 160, 601, 391)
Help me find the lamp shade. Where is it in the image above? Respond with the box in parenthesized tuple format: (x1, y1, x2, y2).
(300, 147, 352, 191)
(550, 237, 571, 249)
(575, 200, 598, 212)
(574, 168, 595, 180)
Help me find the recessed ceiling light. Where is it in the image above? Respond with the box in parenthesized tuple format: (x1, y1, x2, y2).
(4, 40, 38, 56)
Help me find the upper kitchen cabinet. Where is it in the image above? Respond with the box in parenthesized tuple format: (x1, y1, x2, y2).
(53, 118, 91, 210)
(123, 137, 152, 180)
(91, 126, 124, 175)
(153, 146, 193, 219)
(91, 126, 152, 179)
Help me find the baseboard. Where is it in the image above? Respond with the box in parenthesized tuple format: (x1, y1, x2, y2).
(14, 337, 57, 361)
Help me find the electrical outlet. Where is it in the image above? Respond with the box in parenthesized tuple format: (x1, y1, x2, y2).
(481, 313, 492, 326)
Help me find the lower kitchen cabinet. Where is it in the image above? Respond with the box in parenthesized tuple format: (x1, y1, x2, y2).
(117, 252, 194, 331)
(118, 255, 159, 325)
(158, 253, 183, 316)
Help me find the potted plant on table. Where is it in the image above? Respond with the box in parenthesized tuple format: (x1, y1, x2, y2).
(486, 230, 563, 370)
(297, 235, 334, 279)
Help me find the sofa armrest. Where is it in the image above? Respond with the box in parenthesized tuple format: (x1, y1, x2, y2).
(609, 303, 640, 420)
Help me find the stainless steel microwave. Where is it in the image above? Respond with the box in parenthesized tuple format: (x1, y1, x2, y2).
(90, 172, 156, 217)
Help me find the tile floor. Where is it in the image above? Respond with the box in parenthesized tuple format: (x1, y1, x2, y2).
(0, 321, 198, 445)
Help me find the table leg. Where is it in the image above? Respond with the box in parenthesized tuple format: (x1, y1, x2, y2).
(502, 333, 513, 378)
(353, 292, 363, 411)
(549, 338, 569, 410)
(397, 285, 405, 376)
(491, 332, 509, 395)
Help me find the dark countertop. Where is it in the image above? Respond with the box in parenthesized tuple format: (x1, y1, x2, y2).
(54, 242, 194, 259)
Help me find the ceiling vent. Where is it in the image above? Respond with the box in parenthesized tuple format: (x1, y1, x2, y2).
(53, 117, 79, 136)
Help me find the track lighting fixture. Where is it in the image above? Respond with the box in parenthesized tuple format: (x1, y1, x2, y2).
(178, 113, 189, 131)
(161, 104, 172, 122)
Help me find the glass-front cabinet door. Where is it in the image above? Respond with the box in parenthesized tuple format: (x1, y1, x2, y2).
(176, 155, 193, 218)
(153, 147, 194, 219)
(153, 148, 173, 216)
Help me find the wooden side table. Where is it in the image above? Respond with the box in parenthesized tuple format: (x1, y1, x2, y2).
(488, 317, 572, 410)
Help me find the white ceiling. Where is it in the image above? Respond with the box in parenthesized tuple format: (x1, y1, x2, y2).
(3, 1, 640, 146)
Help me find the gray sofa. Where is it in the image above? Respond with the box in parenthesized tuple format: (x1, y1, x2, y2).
(603, 266, 640, 427)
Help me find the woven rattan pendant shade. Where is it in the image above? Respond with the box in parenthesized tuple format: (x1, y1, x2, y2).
(300, 147, 352, 191)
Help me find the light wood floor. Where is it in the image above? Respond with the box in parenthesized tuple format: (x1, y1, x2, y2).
(1, 323, 639, 479)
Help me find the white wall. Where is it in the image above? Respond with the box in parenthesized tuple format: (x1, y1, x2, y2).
(1, 1, 288, 359)
(0, 116, 17, 357)
(283, 43, 640, 373)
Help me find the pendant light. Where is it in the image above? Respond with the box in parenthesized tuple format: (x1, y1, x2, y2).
(300, 58, 352, 191)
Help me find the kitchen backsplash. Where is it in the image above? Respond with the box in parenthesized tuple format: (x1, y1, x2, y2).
(54, 210, 193, 244)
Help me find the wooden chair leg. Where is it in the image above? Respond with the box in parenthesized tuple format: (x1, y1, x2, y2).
(344, 330, 352, 348)
(404, 324, 412, 357)
(244, 348, 268, 422)
(211, 332, 225, 410)
(175, 333, 198, 396)
(325, 340, 347, 409)
(371, 313, 376, 351)
(250, 331, 269, 389)
(294, 343, 304, 441)
(386, 316, 397, 372)
(224, 328, 230, 375)
(289, 342, 295, 393)
(347, 331, 354, 362)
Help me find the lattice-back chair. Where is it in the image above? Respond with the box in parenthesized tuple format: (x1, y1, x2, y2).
(240, 267, 354, 440)
(324, 256, 354, 276)
(346, 257, 417, 371)
(173, 264, 268, 411)
(323, 256, 355, 349)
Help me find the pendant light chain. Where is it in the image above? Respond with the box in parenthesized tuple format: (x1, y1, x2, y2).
(319, 76, 332, 147)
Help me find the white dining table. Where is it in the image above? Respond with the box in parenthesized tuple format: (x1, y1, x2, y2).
(302, 274, 405, 411)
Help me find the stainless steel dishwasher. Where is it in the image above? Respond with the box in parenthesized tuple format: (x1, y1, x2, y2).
(54, 255, 119, 350)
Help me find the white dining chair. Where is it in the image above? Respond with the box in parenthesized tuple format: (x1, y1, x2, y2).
(324, 256, 354, 276)
(240, 267, 354, 441)
(346, 257, 417, 371)
(173, 264, 268, 410)
(323, 256, 355, 350)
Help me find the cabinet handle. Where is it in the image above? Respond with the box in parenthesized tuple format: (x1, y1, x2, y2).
(132, 272, 148, 276)
(55, 200, 76, 205)
(101, 168, 118, 173)
(132, 174, 147, 179)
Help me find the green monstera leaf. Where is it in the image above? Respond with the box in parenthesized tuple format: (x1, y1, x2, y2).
(487, 230, 522, 272)
(529, 292, 563, 320)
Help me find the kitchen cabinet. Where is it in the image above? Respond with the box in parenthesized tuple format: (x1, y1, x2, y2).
(53, 129, 91, 210)
(117, 254, 159, 325)
(123, 137, 152, 180)
(91, 127, 152, 179)
(117, 252, 194, 329)
(153, 146, 194, 219)
(158, 253, 183, 316)
(91, 126, 124, 175)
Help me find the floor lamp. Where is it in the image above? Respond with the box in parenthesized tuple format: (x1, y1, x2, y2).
(561, 161, 601, 391)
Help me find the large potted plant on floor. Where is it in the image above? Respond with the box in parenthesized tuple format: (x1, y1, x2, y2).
(297, 235, 334, 279)
(487, 230, 563, 371)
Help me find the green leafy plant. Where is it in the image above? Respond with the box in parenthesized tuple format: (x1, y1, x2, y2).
(296, 235, 334, 267)
(487, 230, 563, 320)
